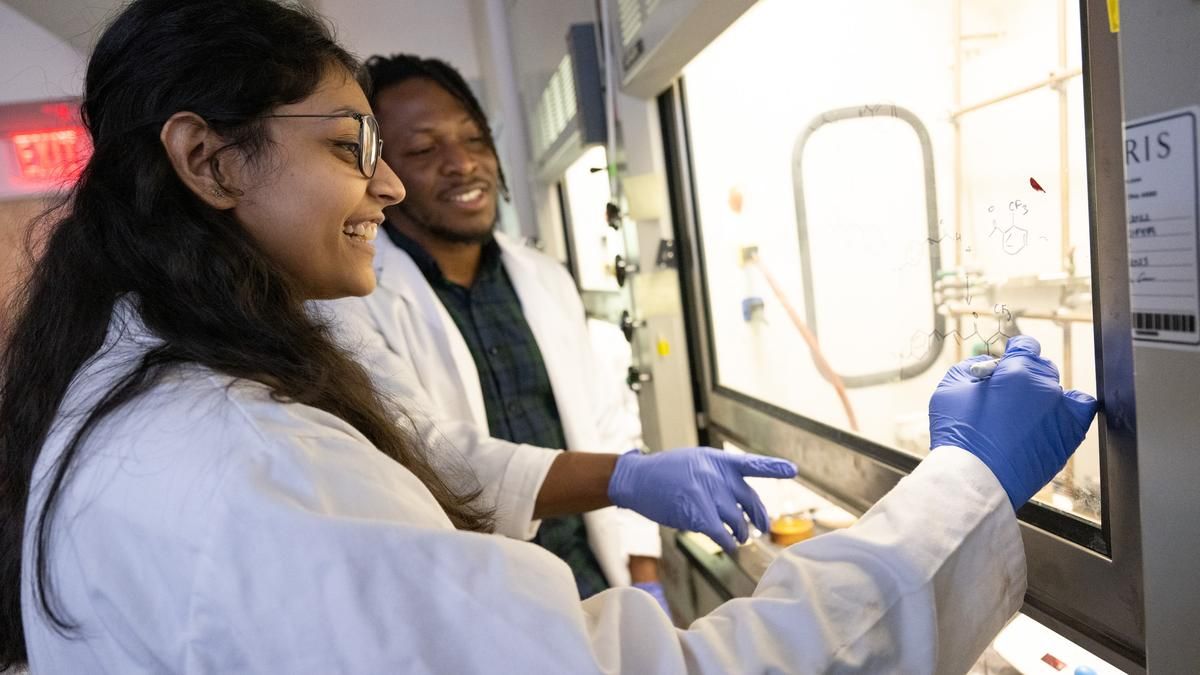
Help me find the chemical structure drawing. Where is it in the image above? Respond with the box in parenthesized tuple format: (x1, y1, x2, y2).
(926, 218, 958, 247)
(926, 232, 961, 246)
(987, 200, 1031, 255)
(905, 306, 1015, 360)
(900, 219, 958, 273)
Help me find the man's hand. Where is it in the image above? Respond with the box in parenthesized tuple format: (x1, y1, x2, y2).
(607, 447, 797, 554)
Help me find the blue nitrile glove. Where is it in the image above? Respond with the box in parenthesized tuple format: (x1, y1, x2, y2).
(632, 581, 671, 615)
(929, 335, 1099, 510)
(607, 447, 797, 554)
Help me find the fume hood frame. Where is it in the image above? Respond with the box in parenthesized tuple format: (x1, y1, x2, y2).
(657, 0, 1144, 669)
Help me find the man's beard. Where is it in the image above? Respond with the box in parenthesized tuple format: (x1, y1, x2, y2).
(394, 202, 497, 245)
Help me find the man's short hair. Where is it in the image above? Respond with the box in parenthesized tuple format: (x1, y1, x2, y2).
(364, 53, 510, 200)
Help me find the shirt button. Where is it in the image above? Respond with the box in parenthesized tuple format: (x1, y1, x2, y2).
(507, 401, 519, 414)
(488, 346, 500, 356)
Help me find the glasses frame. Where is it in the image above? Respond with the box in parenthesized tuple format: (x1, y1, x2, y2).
(261, 112, 382, 178)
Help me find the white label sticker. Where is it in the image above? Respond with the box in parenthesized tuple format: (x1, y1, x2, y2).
(1125, 107, 1200, 348)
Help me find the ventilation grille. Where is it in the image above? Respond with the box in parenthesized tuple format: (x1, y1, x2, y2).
(618, 0, 643, 47)
(617, 0, 668, 72)
(532, 55, 577, 158)
(618, 0, 664, 47)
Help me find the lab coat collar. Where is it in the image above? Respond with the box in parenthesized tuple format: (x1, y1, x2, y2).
(371, 230, 575, 437)
(372, 236, 489, 429)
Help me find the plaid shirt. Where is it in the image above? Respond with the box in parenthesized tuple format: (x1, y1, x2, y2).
(386, 226, 610, 598)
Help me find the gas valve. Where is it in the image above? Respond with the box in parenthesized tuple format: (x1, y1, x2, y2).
(620, 310, 646, 343)
(626, 366, 651, 393)
(615, 255, 639, 287)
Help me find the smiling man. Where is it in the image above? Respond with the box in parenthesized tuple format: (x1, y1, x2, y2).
(366, 55, 646, 600)
(322, 54, 798, 610)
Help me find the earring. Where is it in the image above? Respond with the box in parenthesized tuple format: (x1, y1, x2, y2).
(209, 185, 226, 198)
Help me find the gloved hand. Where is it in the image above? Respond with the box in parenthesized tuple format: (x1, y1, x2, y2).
(929, 335, 1099, 510)
(607, 447, 797, 554)
(632, 581, 671, 615)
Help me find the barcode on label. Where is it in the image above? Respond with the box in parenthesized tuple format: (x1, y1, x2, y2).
(1134, 312, 1197, 333)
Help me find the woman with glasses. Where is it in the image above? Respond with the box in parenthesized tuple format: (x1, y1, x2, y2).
(0, 0, 1097, 672)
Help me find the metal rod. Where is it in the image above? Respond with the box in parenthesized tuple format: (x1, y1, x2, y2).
(940, 303, 1093, 324)
(950, 68, 1083, 120)
(952, 0, 964, 362)
(1058, 0, 1074, 383)
(1057, 0, 1076, 494)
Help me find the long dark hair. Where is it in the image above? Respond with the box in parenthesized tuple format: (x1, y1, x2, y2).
(364, 53, 511, 200)
(0, 0, 492, 666)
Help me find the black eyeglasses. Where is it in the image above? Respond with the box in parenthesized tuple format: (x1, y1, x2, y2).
(261, 112, 382, 178)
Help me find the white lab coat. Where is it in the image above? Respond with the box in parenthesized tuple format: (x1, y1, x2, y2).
(23, 300, 1026, 673)
(319, 232, 660, 587)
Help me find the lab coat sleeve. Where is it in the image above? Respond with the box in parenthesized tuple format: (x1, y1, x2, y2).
(319, 297, 557, 541)
(188, 411, 1021, 675)
(677, 446, 1025, 673)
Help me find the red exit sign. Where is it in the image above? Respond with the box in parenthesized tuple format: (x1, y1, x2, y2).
(0, 99, 89, 196)
(10, 126, 89, 182)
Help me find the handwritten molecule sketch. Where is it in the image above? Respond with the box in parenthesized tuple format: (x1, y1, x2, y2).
(987, 201, 1031, 255)
(926, 223, 961, 246)
(923, 201, 1038, 258)
(906, 306, 1016, 360)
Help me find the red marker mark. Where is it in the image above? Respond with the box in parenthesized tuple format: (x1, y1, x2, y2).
(1030, 177, 1046, 193)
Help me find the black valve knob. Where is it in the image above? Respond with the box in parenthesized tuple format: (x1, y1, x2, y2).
(619, 310, 645, 343)
(626, 366, 651, 393)
(606, 202, 622, 231)
(615, 255, 639, 287)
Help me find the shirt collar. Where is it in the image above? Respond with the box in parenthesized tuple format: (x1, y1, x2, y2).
(382, 222, 503, 288)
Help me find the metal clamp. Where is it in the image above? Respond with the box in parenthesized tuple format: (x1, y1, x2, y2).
(655, 239, 677, 268)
